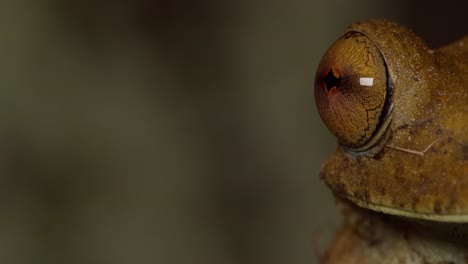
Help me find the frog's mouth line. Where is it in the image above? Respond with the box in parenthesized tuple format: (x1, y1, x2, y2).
(347, 195, 468, 223)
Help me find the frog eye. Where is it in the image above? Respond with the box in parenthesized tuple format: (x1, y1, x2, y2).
(314, 31, 393, 152)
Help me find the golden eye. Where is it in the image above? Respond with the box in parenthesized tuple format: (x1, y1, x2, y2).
(314, 31, 393, 152)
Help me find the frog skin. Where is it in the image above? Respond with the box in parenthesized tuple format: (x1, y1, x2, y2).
(315, 19, 468, 222)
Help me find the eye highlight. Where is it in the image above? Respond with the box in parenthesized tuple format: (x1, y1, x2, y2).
(314, 32, 393, 152)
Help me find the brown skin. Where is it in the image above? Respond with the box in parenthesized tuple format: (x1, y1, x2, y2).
(316, 19, 468, 220)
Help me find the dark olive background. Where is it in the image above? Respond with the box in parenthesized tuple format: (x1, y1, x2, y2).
(0, 0, 465, 263)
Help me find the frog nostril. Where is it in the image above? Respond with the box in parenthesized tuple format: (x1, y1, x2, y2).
(324, 68, 341, 92)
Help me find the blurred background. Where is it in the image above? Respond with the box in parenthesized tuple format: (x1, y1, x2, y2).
(0, 0, 466, 263)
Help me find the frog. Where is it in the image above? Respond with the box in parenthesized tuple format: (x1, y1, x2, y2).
(315, 19, 468, 221)
(313, 19, 468, 262)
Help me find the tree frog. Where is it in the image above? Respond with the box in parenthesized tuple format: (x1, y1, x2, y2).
(314, 19, 468, 263)
(315, 19, 468, 222)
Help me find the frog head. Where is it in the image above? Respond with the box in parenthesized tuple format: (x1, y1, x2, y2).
(315, 19, 468, 222)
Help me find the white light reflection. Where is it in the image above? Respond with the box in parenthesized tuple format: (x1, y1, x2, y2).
(359, 77, 374, 87)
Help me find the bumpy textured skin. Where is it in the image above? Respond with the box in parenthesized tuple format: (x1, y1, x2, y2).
(320, 19, 468, 220)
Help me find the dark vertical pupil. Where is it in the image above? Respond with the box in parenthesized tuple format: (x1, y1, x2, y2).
(323, 69, 341, 92)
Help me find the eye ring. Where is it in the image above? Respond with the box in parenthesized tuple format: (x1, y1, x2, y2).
(314, 31, 393, 154)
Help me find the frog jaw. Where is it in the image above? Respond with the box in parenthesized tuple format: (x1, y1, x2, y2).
(347, 195, 468, 223)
